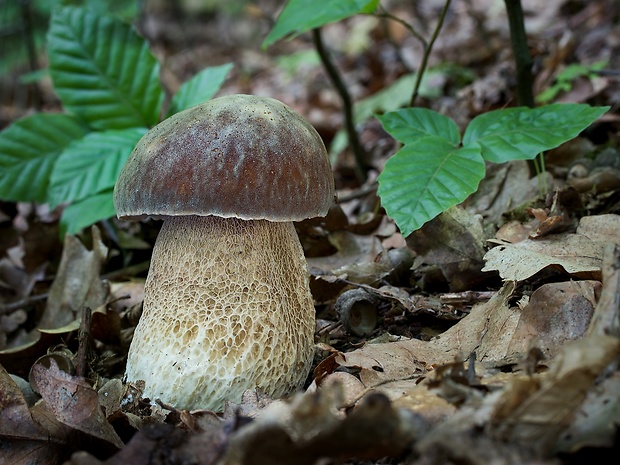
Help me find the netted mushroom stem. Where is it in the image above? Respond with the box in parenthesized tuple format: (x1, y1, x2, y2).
(125, 215, 316, 411)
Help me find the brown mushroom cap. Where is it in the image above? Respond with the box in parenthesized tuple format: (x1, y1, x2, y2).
(114, 94, 334, 222)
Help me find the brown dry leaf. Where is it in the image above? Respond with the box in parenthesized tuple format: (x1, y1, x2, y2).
(218, 387, 420, 465)
(410, 331, 620, 462)
(335, 339, 427, 388)
(97, 378, 143, 431)
(392, 383, 457, 425)
(495, 219, 537, 243)
(31, 359, 125, 450)
(38, 226, 109, 329)
(413, 243, 620, 460)
(108, 280, 145, 314)
(576, 213, 620, 244)
(466, 160, 550, 226)
(71, 386, 420, 465)
(406, 205, 492, 291)
(332, 262, 607, 405)
(0, 254, 45, 303)
(307, 230, 390, 285)
(66, 422, 226, 465)
(482, 233, 604, 281)
(312, 371, 366, 407)
(556, 371, 620, 451)
(489, 334, 620, 455)
(433, 281, 520, 363)
(483, 213, 620, 282)
(0, 363, 69, 464)
(334, 282, 519, 390)
(506, 280, 599, 358)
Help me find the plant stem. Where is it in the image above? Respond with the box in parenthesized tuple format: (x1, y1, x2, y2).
(504, 0, 535, 107)
(504, 0, 540, 178)
(410, 0, 452, 107)
(312, 27, 368, 184)
(20, 0, 42, 110)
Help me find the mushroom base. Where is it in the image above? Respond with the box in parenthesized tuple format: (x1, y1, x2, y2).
(125, 215, 316, 411)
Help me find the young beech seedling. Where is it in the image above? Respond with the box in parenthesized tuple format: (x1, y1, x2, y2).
(114, 94, 335, 411)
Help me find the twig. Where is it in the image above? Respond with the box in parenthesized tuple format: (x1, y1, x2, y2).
(312, 27, 368, 184)
(375, 8, 427, 48)
(75, 306, 92, 378)
(377, 13, 414, 74)
(375, 1, 452, 107)
(410, 0, 452, 107)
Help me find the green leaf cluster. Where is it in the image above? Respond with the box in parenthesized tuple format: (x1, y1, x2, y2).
(377, 104, 609, 236)
(265, 1, 609, 237)
(0, 6, 231, 235)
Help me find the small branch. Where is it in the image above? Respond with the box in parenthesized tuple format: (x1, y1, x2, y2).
(375, 9, 427, 48)
(312, 27, 368, 184)
(411, 0, 452, 107)
(377, 14, 414, 74)
(75, 306, 93, 378)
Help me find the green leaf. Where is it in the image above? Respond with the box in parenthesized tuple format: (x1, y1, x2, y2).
(49, 127, 147, 207)
(263, 0, 379, 48)
(60, 189, 116, 236)
(463, 104, 609, 163)
(377, 108, 461, 145)
(47, 6, 164, 130)
(0, 113, 88, 202)
(167, 63, 233, 116)
(378, 136, 485, 236)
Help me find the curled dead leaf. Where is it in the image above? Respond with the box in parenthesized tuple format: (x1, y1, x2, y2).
(31, 358, 124, 450)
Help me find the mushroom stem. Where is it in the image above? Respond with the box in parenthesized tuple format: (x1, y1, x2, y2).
(125, 215, 316, 411)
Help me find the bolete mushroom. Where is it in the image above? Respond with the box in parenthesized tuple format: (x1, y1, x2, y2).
(114, 94, 334, 411)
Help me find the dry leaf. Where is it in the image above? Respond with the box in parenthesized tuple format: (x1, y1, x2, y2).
(308, 230, 391, 284)
(39, 226, 109, 329)
(31, 359, 125, 450)
(219, 387, 420, 465)
(0, 364, 69, 464)
(506, 280, 599, 358)
(406, 206, 491, 292)
(335, 340, 426, 388)
(483, 233, 604, 281)
(467, 160, 552, 226)
(556, 371, 620, 451)
(576, 213, 620, 244)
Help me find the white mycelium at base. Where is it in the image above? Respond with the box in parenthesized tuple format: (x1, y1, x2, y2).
(125, 215, 315, 411)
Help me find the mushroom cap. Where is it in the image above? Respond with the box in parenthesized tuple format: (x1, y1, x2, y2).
(114, 94, 335, 222)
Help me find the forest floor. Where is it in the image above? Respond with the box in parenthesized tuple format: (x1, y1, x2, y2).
(1, 1, 619, 464)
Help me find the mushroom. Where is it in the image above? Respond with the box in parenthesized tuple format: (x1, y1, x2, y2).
(113, 94, 335, 411)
